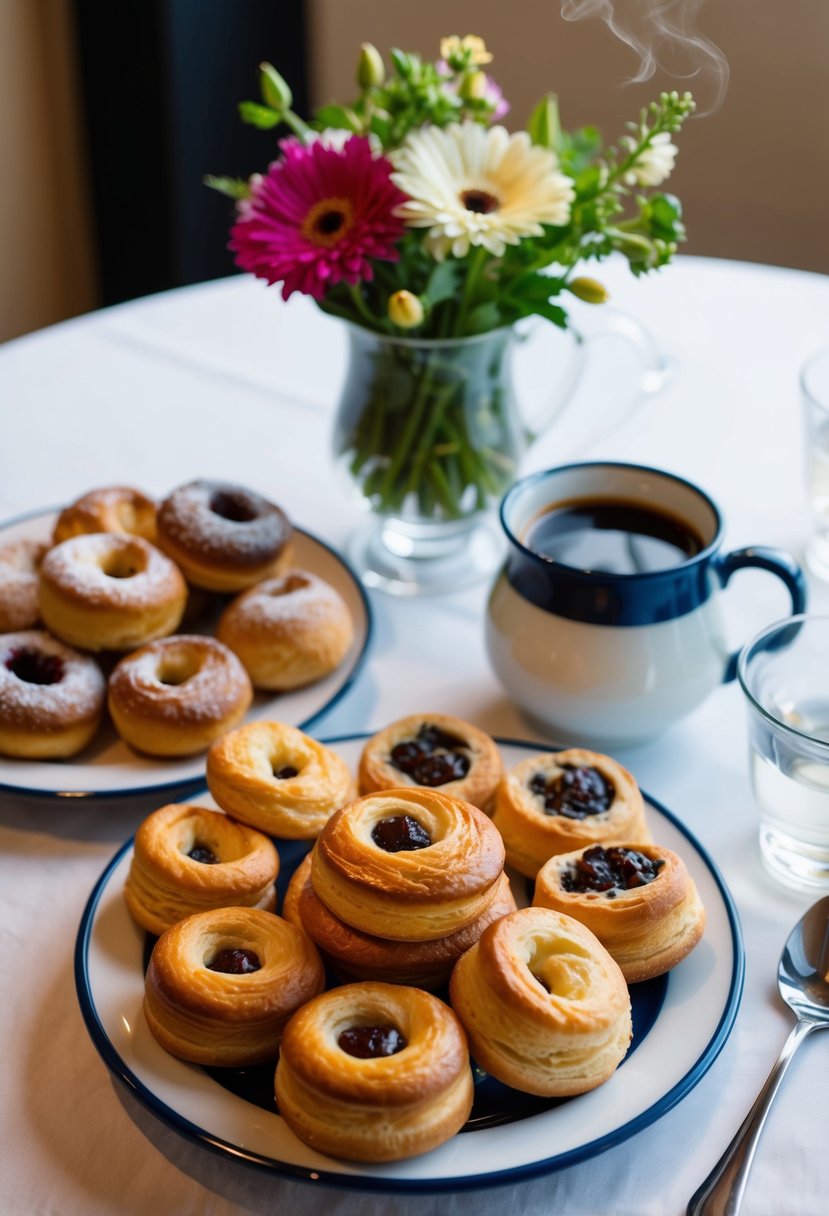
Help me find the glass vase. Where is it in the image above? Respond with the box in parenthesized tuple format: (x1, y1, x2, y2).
(332, 325, 527, 595)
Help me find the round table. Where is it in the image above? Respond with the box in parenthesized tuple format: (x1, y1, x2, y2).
(2, 254, 829, 1215)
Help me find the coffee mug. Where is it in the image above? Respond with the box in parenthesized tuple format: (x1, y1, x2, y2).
(485, 462, 807, 746)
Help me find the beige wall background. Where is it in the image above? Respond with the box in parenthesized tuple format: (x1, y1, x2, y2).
(1, 0, 827, 342)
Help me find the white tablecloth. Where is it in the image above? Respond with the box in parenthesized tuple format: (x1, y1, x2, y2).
(2, 255, 829, 1215)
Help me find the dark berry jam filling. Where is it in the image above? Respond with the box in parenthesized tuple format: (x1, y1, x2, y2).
(5, 647, 64, 686)
(188, 844, 218, 865)
(389, 723, 470, 787)
(337, 1025, 407, 1058)
(562, 845, 665, 898)
(371, 814, 432, 852)
(206, 948, 261, 974)
(209, 490, 257, 523)
(529, 764, 613, 819)
(273, 765, 299, 780)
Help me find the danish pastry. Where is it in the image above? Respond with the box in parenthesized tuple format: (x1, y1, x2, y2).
(38, 533, 187, 652)
(284, 853, 516, 989)
(155, 479, 292, 592)
(107, 635, 252, 756)
(206, 721, 354, 839)
(217, 568, 354, 691)
(358, 713, 503, 814)
(275, 981, 473, 1161)
(124, 802, 279, 935)
(310, 788, 505, 942)
(144, 906, 324, 1067)
(0, 629, 105, 758)
(533, 842, 706, 982)
(449, 906, 632, 1097)
(53, 485, 157, 545)
(0, 539, 47, 632)
(492, 748, 650, 878)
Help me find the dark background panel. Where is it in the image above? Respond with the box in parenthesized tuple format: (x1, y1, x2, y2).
(73, 0, 309, 305)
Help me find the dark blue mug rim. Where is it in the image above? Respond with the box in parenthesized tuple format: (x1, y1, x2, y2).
(499, 460, 724, 584)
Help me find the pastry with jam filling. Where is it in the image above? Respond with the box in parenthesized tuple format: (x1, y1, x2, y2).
(125, 802, 279, 935)
(143, 906, 324, 1066)
(533, 841, 705, 982)
(492, 747, 650, 878)
(275, 981, 473, 1161)
(358, 712, 502, 814)
(310, 787, 506, 943)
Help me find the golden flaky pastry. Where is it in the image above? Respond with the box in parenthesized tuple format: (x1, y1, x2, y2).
(492, 748, 650, 878)
(124, 802, 279, 936)
(144, 906, 324, 1067)
(284, 853, 516, 989)
(358, 712, 503, 813)
(449, 906, 632, 1097)
(533, 842, 706, 982)
(206, 720, 354, 839)
(53, 485, 158, 545)
(310, 787, 505, 942)
(275, 981, 473, 1162)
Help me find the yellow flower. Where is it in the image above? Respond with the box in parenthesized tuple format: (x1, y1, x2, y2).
(392, 123, 575, 261)
(388, 290, 425, 328)
(440, 35, 493, 66)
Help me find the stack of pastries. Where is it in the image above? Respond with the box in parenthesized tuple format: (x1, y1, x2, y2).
(0, 480, 355, 760)
(117, 712, 706, 1165)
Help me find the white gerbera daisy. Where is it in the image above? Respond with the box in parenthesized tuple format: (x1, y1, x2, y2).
(391, 123, 575, 261)
(625, 132, 678, 188)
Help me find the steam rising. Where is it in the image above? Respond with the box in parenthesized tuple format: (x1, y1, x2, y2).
(561, 0, 729, 113)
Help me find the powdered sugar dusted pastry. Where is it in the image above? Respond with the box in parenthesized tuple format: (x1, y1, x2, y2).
(533, 842, 706, 982)
(107, 634, 252, 756)
(144, 906, 325, 1067)
(284, 853, 516, 989)
(492, 748, 650, 878)
(155, 479, 292, 592)
(449, 906, 632, 1097)
(206, 721, 354, 839)
(53, 485, 158, 545)
(275, 981, 473, 1162)
(217, 568, 354, 691)
(0, 630, 105, 758)
(38, 533, 187, 651)
(0, 539, 47, 632)
(124, 802, 279, 935)
(311, 787, 505, 942)
(358, 713, 503, 814)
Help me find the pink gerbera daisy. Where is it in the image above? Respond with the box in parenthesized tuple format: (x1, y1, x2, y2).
(229, 135, 407, 301)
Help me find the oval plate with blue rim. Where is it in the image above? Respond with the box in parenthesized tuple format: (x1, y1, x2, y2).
(0, 507, 371, 800)
(74, 736, 743, 1193)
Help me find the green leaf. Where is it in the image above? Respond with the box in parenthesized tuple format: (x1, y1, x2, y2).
(389, 48, 414, 79)
(238, 101, 280, 129)
(369, 111, 391, 145)
(424, 260, 461, 307)
(464, 301, 502, 334)
(314, 103, 362, 132)
(203, 175, 251, 200)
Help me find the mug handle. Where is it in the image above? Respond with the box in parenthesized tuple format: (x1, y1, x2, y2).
(713, 546, 808, 682)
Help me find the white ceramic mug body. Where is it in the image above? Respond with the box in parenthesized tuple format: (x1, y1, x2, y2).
(485, 463, 807, 746)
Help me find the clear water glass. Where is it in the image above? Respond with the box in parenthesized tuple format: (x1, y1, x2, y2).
(738, 614, 829, 890)
(801, 348, 829, 581)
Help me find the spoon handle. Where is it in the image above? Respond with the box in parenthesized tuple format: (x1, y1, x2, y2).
(686, 1019, 815, 1216)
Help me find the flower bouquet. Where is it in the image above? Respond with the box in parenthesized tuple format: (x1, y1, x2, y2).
(209, 36, 693, 588)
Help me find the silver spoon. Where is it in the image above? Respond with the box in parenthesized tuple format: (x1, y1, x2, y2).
(687, 895, 829, 1216)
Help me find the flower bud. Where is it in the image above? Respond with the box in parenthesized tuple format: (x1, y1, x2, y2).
(568, 277, 609, 304)
(357, 42, 385, 89)
(459, 70, 487, 102)
(259, 62, 292, 113)
(528, 92, 561, 151)
(388, 290, 424, 328)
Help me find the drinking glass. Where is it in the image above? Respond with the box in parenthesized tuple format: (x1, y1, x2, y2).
(801, 347, 829, 580)
(738, 614, 829, 890)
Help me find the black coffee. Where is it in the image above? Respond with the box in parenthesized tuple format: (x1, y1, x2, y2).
(523, 498, 704, 574)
